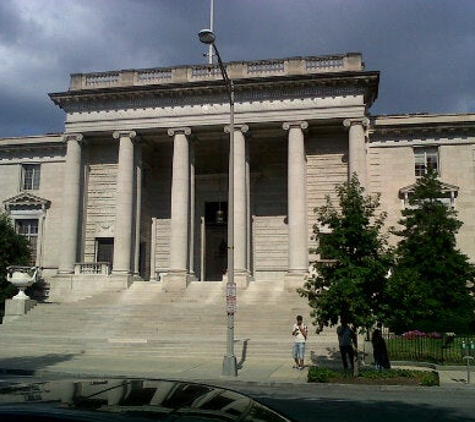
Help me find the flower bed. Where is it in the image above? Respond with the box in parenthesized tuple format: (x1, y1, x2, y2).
(307, 367, 439, 386)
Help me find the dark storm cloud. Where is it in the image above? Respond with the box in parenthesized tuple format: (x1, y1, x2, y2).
(1, 0, 475, 138)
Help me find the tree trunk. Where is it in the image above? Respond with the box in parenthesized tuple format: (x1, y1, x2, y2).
(353, 328, 359, 377)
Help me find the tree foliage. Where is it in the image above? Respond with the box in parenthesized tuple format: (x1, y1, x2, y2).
(0, 213, 31, 308)
(299, 174, 393, 333)
(384, 171, 475, 333)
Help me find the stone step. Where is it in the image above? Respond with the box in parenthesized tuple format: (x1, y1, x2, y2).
(0, 335, 337, 362)
(0, 279, 332, 360)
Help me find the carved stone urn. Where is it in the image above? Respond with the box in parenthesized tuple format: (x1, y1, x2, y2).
(6, 266, 39, 300)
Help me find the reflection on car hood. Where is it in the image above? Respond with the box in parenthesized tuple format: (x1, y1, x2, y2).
(0, 378, 294, 421)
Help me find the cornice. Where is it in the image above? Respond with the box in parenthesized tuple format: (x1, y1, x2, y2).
(50, 72, 379, 114)
(0, 143, 65, 156)
(369, 114, 475, 140)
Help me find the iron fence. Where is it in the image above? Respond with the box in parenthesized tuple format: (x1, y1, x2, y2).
(386, 332, 475, 365)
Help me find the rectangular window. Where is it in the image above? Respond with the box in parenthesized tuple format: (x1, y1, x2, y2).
(15, 219, 38, 265)
(414, 147, 438, 177)
(22, 164, 41, 190)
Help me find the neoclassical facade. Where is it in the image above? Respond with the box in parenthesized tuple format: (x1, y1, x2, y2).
(1, 53, 475, 300)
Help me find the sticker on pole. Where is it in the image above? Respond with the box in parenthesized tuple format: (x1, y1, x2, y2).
(226, 282, 237, 314)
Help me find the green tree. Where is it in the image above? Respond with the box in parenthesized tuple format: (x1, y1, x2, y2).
(385, 171, 475, 333)
(0, 213, 31, 311)
(299, 174, 393, 336)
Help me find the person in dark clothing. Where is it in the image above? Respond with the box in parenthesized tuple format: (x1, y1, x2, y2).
(372, 328, 391, 370)
(337, 321, 355, 370)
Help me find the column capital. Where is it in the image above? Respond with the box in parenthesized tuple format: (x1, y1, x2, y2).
(224, 124, 249, 134)
(343, 117, 370, 128)
(62, 133, 84, 143)
(167, 127, 191, 137)
(113, 130, 137, 140)
(283, 121, 308, 131)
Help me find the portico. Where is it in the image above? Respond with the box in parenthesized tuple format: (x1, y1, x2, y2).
(46, 53, 378, 297)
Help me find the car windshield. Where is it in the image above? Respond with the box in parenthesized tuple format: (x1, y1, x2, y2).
(0, 378, 293, 422)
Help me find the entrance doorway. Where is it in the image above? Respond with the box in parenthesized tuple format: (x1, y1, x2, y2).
(204, 202, 227, 281)
(96, 238, 114, 270)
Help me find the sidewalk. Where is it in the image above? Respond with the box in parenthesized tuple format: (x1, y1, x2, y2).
(0, 353, 309, 384)
(1, 351, 475, 389)
(436, 365, 475, 388)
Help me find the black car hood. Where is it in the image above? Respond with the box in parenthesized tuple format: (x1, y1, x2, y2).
(0, 378, 294, 422)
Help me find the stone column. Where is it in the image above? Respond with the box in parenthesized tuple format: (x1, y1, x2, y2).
(344, 118, 369, 188)
(226, 124, 249, 287)
(283, 121, 308, 288)
(58, 133, 84, 274)
(163, 127, 191, 290)
(246, 145, 252, 278)
(112, 130, 137, 276)
(150, 218, 158, 281)
(189, 139, 196, 279)
(133, 141, 142, 277)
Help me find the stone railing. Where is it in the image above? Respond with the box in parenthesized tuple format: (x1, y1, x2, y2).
(74, 262, 111, 275)
(69, 53, 363, 91)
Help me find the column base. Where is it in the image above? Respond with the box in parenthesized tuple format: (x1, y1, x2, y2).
(284, 272, 307, 291)
(3, 298, 37, 324)
(57, 269, 75, 275)
(222, 271, 251, 289)
(161, 271, 190, 292)
(108, 273, 135, 289)
(49, 274, 74, 300)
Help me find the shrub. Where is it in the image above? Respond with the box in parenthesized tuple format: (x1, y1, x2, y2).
(307, 367, 340, 383)
(307, 367, 439, 386)
(415, 371, 439, 386)
(360, 369, 413, 379)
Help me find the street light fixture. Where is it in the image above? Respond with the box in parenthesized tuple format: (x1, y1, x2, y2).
(198, 29, 237, 377)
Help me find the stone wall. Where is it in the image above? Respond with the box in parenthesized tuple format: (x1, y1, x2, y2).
(0, 138, 65, 278)
(306, 133, 348, 257)
(368, 133, 475, 260)
(84, 142, 118, 262)
(149, 142, 172, 277)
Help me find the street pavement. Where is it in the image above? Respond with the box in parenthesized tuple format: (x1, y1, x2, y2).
(0, 351, 474, 390)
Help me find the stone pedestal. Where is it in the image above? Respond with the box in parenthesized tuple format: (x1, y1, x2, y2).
(223, 272, 250, 289)
(284, 272, 307, 291)
(3, 298, 37, 324)
(48, 274, 74, 300)
(161, 271, 189, 292)
(107, 274, 135, 290)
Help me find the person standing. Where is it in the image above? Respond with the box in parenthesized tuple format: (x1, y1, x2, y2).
(372, 328, 390, 370)
(292, 315, 308, 370)
(337, 320, 355, 370)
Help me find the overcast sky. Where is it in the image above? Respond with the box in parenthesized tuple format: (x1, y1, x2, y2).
(1, 0, 474, 138)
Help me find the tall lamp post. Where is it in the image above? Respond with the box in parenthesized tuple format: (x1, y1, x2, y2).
(198, 29, 237, 376)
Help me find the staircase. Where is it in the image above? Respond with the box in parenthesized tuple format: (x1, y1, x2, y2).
(0, 280, 338, 363)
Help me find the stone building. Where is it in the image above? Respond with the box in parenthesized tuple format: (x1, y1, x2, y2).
(1, 53, 474, 301)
